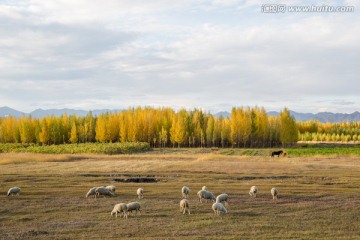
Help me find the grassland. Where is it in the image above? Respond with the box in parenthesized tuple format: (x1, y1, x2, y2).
(1, 151, 359, 239)
(0, 142, 150, 155)
(2, 142, 360, 157)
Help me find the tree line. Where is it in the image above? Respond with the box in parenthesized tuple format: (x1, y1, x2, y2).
(298, 121, 360, 143)
(0, 106, 298, 147)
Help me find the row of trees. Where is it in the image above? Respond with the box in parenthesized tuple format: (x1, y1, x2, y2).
(0, 106, 298, 147)
(298, 121, 360, 142)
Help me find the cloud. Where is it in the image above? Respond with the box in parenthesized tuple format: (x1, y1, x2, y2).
(0, 0, 359, 113)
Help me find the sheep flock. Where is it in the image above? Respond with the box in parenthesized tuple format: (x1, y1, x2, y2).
(5, 183, 280, 220)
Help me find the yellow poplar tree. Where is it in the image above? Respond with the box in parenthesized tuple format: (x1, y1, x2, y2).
(95, 114, 108, 143)
(39, 118, 50, 145)
(279, 108, 298, 146)
(70, 122, 78, 143)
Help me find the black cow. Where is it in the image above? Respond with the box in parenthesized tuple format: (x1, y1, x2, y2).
(271, 150, 284, 157)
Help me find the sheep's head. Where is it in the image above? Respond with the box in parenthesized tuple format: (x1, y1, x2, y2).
(85, 191, 92, 198)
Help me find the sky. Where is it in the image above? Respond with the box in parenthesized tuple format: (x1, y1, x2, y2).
(0, 0, 359, 114)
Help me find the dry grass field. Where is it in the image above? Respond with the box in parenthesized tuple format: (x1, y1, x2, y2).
(1, 151, 360, 239)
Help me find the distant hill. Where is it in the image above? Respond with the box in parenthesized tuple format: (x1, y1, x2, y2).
(267, 110, 360, 123)
(214, 111, 230, 118)
(1, 106, 360, 122)
(0, 106, 27, 118)
(0, 106, 121, 118)
(215, 110, 360, 123)
(30, 108, 89, 118)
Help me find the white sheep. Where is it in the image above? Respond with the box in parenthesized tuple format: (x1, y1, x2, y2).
(271, 188, 279, 201)
(7, 187, 21, 196)
(201, 186, 208, 191)
(197, 190, 216, 203)
(111, 203, 128, 219)
(126, 202, 141, 216)
(249, 186, 258, 198)
(86, 186, 106, 198)
(216, 193, 229, 206)
(212, 202, 228, 216)
(137, 188, 144, 199)
(179, 199, 190, 215)
(95, 187, 115, 198)
(86, 187, 97, 198)
(106, 185, 116, 193)
(181, 186, 190, 199)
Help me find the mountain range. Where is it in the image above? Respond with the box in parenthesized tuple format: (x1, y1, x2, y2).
(1, 106, 360, 123)
(0, 106, 119, 118)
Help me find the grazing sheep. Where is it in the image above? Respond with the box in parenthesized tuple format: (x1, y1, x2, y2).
(106, 185, 116, 193)
(95, 187, 115, 198)
(216, 193, 229, 206)
(111, 203, 128, 219)
(201, 186, 208, 191)
(126, 202, 141, 216)
(181, 186, 190, 199)
(7, 187, 21, 196)
(179, 199, 190, 215)
(212, 202, 228, 216)
(86, 187, 97, 198)
(271, 188, 279, 201)
(137, 188, 144, 199)
(249, 186, 258, 198)
(197, 190, 216, 203)
(85, 186, 106, 198)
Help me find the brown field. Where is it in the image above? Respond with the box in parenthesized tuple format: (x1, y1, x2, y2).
(1, 151, 360, 239)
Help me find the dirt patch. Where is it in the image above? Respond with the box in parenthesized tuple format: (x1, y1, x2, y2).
(113, 177, 158, 183)
(230, 175, 337, 181)
(231, 175, 297, 180)
(20, 230, 49, 237)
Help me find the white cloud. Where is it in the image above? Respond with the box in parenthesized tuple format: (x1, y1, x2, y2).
(0, 0, 359, 113)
